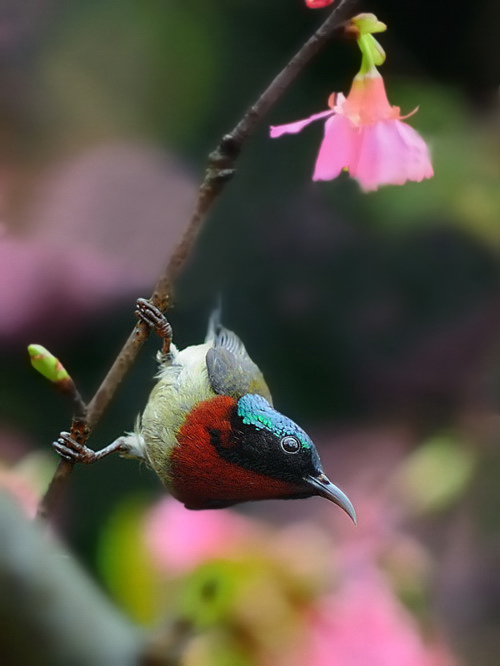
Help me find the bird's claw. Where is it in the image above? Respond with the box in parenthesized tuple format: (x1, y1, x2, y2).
(135, 298, 173, 356)
(53, 431, 97, 464)
(135, 298, 172, 338)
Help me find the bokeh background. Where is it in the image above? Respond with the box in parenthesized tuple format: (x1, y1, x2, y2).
(1, 0, 499, 664)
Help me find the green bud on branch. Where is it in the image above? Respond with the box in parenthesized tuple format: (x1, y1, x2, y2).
(28, 345, 70, 384)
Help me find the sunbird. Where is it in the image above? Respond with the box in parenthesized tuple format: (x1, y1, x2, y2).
(54, 299, 356, 523)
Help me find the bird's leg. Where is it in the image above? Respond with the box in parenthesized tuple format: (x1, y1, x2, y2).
(52, 431, 130, 464)
(135, 297, 173, 362)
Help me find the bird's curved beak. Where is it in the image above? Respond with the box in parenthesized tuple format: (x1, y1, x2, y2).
(305, 473, 357, 524)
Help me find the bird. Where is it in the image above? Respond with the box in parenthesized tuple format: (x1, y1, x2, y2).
(54, 299, 356, 523)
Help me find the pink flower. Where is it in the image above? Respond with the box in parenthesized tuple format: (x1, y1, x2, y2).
(305, 0, 335, 8)
(0, 467, 39, 518)
(0, 441, 55, 520)
(0, 144, 197, 342)
(271, 68, 433, 192)
(299, 571, 456, 666)
(143, 497, 256, 574)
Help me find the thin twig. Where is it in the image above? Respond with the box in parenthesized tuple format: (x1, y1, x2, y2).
(38, 0, 357, 520)
(37, 379, 88, 520)
(37, 459, 73, 521)
(87, 0, 356, 427)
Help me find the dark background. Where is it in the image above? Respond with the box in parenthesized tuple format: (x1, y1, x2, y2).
(0, 1, 499, 663)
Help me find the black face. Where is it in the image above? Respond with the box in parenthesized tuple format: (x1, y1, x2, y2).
(208, 395, 324, 487)
(206, 394, 357, 522)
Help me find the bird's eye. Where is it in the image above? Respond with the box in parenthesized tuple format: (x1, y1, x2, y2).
(280, 436, 301, 454)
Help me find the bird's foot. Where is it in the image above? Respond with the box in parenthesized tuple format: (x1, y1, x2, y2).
(53, 431, 126, 464)
(135, 298, 173, 358)
(53, 431, 97, 464)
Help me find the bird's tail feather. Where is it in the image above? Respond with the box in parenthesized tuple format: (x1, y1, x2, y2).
(206, 295, 223, 342)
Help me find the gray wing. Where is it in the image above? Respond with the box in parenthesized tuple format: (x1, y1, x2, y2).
(205, 311, 273, 403)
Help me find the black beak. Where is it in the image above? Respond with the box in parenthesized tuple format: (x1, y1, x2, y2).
(305, 472, 357, 524)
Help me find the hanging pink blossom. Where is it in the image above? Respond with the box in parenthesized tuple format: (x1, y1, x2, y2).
(271, 21, 433, 192)
(271, 72, 433, 192)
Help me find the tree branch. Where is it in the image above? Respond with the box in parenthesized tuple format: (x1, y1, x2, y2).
(38, 0, 358, 520)
(36, 367, 88, 521)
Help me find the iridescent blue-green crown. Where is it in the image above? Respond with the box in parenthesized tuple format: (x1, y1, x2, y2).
(237, 394, 312, 449)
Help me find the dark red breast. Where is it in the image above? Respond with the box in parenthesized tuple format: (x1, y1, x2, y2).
(170, 395, 304, 509)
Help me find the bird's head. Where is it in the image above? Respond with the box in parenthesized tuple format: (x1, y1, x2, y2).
(170, 393, 356, 522)
(229, 394, 356, 522)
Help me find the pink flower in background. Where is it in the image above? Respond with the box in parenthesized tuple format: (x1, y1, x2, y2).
(0, 144, 196, 343)
(0, 435, 56, 519)
(302, 571, 456, 666)
(143, 497, 256, 574)
(0, 467, 39, 518)
(0, 235, 138, 341)
(112, 491, 459, 665)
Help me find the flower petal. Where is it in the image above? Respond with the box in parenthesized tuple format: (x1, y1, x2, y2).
(312, 114, 358, 181)
(340, 73, 399, 126)
(270, 109, 335, 138)
(352, 120, 433, 191)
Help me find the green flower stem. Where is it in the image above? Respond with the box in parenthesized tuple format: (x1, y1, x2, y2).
(357, 33, 385, 76)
